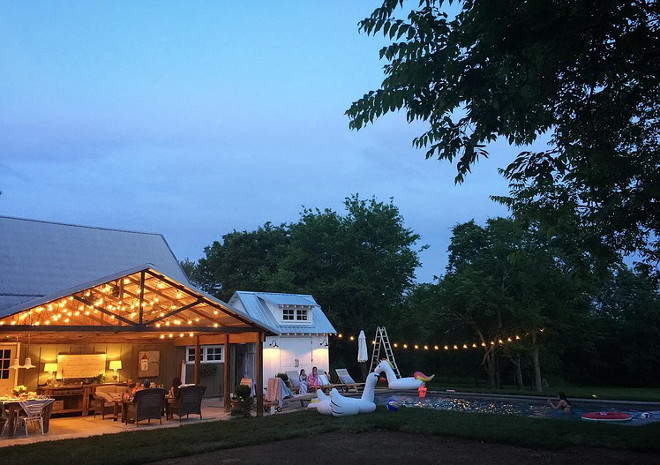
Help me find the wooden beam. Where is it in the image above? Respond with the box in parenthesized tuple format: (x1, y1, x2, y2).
(138, 271, 145, 325)
(255, 331, 264, 417)
(147, 299, 203, 325)
(194, 335, 201, 385)
(223, 333, 230, 412)
(73, 296, 136, 327)
(144, 269, 268, 331)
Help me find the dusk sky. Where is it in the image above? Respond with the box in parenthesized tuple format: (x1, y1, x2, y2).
(0, 1, 513, 283)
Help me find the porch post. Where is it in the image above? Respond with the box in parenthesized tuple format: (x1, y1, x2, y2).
(223, 333, 230, 412)
(194, 335, 201, 385)
(256, 331, 264, 417)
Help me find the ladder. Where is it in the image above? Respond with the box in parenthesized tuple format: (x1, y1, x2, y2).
(368, 326, 401, 378)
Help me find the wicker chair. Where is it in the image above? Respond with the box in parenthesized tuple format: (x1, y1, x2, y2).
(124, 388, 167, 426)
(166, 385, 206, 421)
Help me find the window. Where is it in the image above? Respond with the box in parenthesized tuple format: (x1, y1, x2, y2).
(0, 349, 10, 380)
(186, 345, 224, 363)
(281, 307, 310, 323)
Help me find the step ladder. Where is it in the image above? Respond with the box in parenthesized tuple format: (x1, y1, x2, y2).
(368, 326, 401, 378)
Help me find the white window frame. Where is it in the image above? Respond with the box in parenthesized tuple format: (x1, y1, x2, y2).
(279, 306, 313, 324)
(185, 345, 225, 364)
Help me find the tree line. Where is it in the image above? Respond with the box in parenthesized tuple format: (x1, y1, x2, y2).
(183, 195, 659, 390)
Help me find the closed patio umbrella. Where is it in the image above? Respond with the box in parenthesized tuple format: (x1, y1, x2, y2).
(357, 330, 368, 381)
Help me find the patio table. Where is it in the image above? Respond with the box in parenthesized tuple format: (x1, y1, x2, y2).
(0, 398, 55, 438)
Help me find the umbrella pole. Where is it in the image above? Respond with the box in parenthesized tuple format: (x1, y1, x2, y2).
(360, 362, 368, 382)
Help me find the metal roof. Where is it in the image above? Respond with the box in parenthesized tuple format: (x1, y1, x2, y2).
(229, 291, 336, 335)
(0, 216, 191, 311)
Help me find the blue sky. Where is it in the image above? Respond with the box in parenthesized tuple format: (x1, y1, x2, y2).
(0, 1, 512, 283)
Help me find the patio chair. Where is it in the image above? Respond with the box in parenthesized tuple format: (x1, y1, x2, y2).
(334, 369, 365, 393)
(93, 384, 128, 419)
(286, 370, 302, 393)
(166, 385, 206, 421)
(16, 400, 54, 437)
(240, 377, 256, 396)
(264, 377, 313, 412)
(0, 402, 7, 437)
(124, 388, 167, 426)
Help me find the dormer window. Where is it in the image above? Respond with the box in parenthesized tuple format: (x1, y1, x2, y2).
(281, 306, 311, 323)
(282, 309, 295, 321)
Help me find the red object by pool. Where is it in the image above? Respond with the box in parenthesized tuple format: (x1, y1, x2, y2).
(581, 411, 632, 422)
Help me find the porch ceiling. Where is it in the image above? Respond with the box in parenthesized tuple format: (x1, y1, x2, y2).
(0, 266, 275, 339)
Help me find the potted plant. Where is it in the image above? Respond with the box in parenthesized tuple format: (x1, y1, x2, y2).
(230, 384, 253, 418)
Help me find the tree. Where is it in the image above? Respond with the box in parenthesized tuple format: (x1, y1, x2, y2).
(279, 195, 425, 330)
(190, 195, 425, 331)
(190, 222, 289, 301)
(428, 218, 591, 389)
(347, 0, 659, 279)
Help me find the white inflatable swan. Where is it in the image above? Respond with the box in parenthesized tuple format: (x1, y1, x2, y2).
(376, 359, 433, 390)
(329, 371, 381, 416)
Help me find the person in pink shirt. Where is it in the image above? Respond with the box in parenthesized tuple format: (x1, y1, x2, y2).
(307, 366, 322, 391)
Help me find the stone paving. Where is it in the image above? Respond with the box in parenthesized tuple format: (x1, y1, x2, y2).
(0, 398, 231, 447)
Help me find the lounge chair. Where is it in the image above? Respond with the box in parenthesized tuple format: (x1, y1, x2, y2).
(124, 388, 167, 426)
(286, 370, 302, 393)
(264, 377, 314, 412)
(166, 385, 206, 421)
(334, 369, 365, 393)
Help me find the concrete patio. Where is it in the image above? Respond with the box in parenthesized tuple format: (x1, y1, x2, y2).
(0, 398, 231, 447)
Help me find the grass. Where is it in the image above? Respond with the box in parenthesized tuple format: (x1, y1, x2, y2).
(2, 408, 660, 465)
(425, 382, 660, 402)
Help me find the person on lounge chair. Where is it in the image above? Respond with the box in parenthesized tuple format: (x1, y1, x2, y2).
(298, 369, 309, 394)
(307, 367, 322, 391)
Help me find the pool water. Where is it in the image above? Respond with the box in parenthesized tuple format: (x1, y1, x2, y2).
(374, 392, 660, 425)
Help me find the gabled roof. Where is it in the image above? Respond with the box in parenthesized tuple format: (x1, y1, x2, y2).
(0, 216, 190, 311)
(229, 291, 336, 335)
(0, 265, 278, 337)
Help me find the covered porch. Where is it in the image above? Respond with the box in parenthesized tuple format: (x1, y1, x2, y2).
(0, 265, 275, 430)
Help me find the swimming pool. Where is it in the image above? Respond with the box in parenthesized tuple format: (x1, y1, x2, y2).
(373, 392, 660, 425)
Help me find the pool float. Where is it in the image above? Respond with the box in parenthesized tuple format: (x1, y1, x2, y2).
(329, 372, 381, 417)
(377, 360, 435, 390)
(581, 411, 632, 422)
(307, 389, 333, 415)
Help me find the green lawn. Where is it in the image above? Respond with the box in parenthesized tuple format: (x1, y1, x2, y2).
(2, 408, 660, 465)
(425, 382, 660, 402)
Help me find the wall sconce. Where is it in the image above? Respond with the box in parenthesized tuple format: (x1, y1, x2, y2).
(320, 338, 328, 347)
(109, 360, 122, 381)
(269, 340, 279, 349)
(44, 362, 58, 384)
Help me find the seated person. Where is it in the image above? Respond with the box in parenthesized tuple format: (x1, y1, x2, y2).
(298, 369, 309, 394)
(169, 377, 182, 399)
(307, 366, 322, 391)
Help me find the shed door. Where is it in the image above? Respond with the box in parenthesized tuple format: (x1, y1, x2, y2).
(0, 344, 17, 393)
(280, 337, 313, 373)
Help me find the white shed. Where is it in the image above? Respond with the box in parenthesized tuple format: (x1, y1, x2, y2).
(228, 291, 337, 387)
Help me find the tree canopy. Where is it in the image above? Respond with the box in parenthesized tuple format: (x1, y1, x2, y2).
(187, 195, 425, 330)
(347, 0, 659, 278)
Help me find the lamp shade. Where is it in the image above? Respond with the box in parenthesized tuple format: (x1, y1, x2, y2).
(44, 362, 58, 373)
(109, 360, 122, 371)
